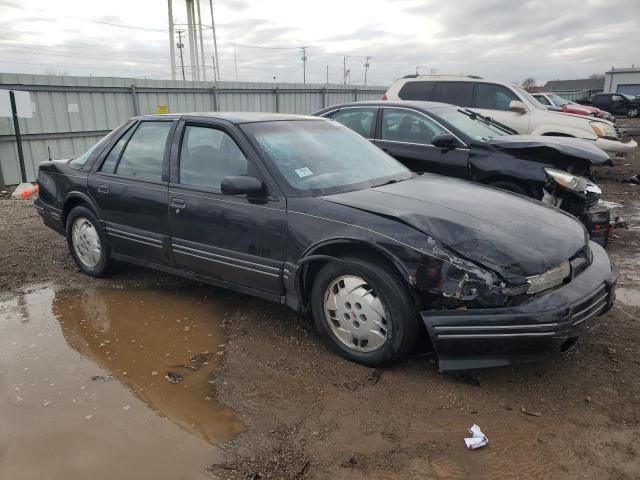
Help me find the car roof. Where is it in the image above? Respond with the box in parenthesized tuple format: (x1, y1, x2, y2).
(317, 100, 456, 112)
(131, 112, 319, 124)
(399, 75, 519, 88)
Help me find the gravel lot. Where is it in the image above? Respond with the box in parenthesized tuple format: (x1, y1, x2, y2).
(1, 120, 639, 479)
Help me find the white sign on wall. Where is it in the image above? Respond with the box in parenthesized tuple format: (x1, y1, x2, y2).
(0, 89, 33, 118)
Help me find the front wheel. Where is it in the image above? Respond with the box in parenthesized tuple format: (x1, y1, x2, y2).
(66, 206, 112, 277)
(627, 108, 639, 118)
(310, 256, 420, 367)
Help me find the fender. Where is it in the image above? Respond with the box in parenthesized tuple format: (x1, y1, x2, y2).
(62, 191, 101, 226)
(530, 124, 597, 140)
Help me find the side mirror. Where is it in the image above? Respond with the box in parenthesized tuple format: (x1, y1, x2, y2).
(221, 176, 266, 196)
(431, 133, 457, 149)
(509, 100, 528, 114)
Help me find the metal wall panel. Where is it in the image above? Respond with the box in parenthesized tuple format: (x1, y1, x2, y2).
(0, 73, 386, 184)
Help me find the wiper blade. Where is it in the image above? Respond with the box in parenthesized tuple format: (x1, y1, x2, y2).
(458, 108, 518, 135)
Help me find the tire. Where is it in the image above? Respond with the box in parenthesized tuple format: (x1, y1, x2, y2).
(65, 205, 112, 277)
(627, 108, 639, 118)
(489, 180, 529, 197)
(310, 256, 420, 367)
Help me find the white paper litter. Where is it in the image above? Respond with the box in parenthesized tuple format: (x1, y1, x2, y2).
(464, 424, 488, 450)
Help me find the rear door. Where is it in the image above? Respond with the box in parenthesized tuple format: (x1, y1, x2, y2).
(374, 107, 469, 178)
(168, 120, 287, 295)
(88, 120, 176, 265)
(327, 107, 377, 139)
(473, 83, 531, 133)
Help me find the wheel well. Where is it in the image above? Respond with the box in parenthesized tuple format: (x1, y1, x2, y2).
(299, 242, 410, 310)
(61, 196, 91, 228)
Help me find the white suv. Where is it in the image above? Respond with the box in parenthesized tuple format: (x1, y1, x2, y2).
(384, 75, 637, 160)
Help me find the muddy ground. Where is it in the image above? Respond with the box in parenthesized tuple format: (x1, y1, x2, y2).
(1, 120, 639, 480)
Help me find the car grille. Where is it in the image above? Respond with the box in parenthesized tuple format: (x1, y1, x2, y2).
(585, 191, 600, 209)
(571, 285, 608, 327)
(614, 125, 623, 140)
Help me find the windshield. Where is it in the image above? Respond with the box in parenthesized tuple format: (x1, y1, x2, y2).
(548, 94, 569, 107)
(435, 107, 511, 142)
(513, 86, 545, 110)
(242, 120, 411, 196)
(68, 129, 119, 169)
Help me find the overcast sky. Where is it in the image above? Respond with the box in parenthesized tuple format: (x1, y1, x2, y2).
(1, 0, 638, 86)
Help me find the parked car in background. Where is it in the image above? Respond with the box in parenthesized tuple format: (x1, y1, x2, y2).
(532, 92, 615, 122)
(578, 93, 640, 118)
(34, 113, 617, 371)
(383, 75, 637, 161)
(314, 101, 612, 246)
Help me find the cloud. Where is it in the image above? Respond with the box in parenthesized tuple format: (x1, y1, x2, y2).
(1, 0, 639, 86)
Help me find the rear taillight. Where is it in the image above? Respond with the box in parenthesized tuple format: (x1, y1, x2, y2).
(381, 94, 387, 100)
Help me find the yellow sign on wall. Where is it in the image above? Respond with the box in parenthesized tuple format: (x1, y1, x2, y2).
(156, 104, 169, 114)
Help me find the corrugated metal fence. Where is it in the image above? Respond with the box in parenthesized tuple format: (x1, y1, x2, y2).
(0, 73, 386, 185)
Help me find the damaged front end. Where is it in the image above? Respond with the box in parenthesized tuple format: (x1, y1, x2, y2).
(416, 239, 616, 372)
(540, 167, 610, 247)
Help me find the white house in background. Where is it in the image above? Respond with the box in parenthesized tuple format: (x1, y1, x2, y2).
(605, 67, 640, 96)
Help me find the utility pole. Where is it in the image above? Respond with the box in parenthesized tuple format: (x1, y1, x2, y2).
(301, 47, 308, 84)
(176, 31, 186, 81)
(326, 65, 329, 85)
(209, 0, 221, 80)
(167, 0, 176, 80)
(343, 56, 348, 85)
(196, 0, 206, 80)
(233, 42, 238, 81)
(364, 56, 372, 85)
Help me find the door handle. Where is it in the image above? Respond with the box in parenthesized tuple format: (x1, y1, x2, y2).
(97, 184, 109, 194)
(171, 197, 186, 208)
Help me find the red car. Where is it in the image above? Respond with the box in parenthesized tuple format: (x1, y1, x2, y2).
(532, 92, 615, 122)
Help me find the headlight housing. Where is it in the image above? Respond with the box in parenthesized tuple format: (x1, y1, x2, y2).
(544, 167, 588, 193)
(590, 121, 617, 139)
(526, 260, 571, 294)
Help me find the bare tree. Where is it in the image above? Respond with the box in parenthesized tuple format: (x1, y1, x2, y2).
(589, 73, 605, 80)
(522, 77, 537, 91)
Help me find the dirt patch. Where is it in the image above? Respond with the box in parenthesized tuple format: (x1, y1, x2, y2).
(1, 119, 640, 479)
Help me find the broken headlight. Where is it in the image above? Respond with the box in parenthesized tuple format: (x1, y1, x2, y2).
(544, 168, 588, 193)
(526, 260, 570, 294)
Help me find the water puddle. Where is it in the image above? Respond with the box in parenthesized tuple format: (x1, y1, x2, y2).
(0, 286, 244, 479)
(616, 287, 640, 307)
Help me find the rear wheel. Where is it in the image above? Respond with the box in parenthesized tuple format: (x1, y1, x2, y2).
(310, 256, 419, 367)
(66, 206, 112, 277)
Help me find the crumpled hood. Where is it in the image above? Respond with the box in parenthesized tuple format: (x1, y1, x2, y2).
(487, 135, 611, 165)
(322, 175, 587, 282)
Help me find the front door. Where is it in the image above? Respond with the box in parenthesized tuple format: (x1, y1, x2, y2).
(473, 83, 531, 134)
(168, 121, 287, 295)
(374, 107, 469, 178)
(88, 120, 176, 265)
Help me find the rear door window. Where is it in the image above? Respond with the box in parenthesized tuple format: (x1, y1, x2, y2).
(432, 82, 474, 106)
(381, 108, 447, 145)
(397, 81, 436, 101)
(475, 83, 519, 111)
(329, 107, 377, 138)
(114, 122, 172, 181)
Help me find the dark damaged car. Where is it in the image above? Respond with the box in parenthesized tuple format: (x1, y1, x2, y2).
(34, 113, 617, 370)
(314, 101, 613, 246)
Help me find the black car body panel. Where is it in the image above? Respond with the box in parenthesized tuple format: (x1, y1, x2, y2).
(323, 175, 585, 282)
(34, 113, 617, 371)
(314, 101, 611, 246)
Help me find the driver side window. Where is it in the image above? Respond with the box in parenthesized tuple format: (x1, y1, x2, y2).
(381, 108, 446, 145)
(179, 126, 249, 190)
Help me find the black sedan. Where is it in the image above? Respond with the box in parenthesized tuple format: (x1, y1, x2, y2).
(35, 113, 617, 370)
(314, 101, 612, 247)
